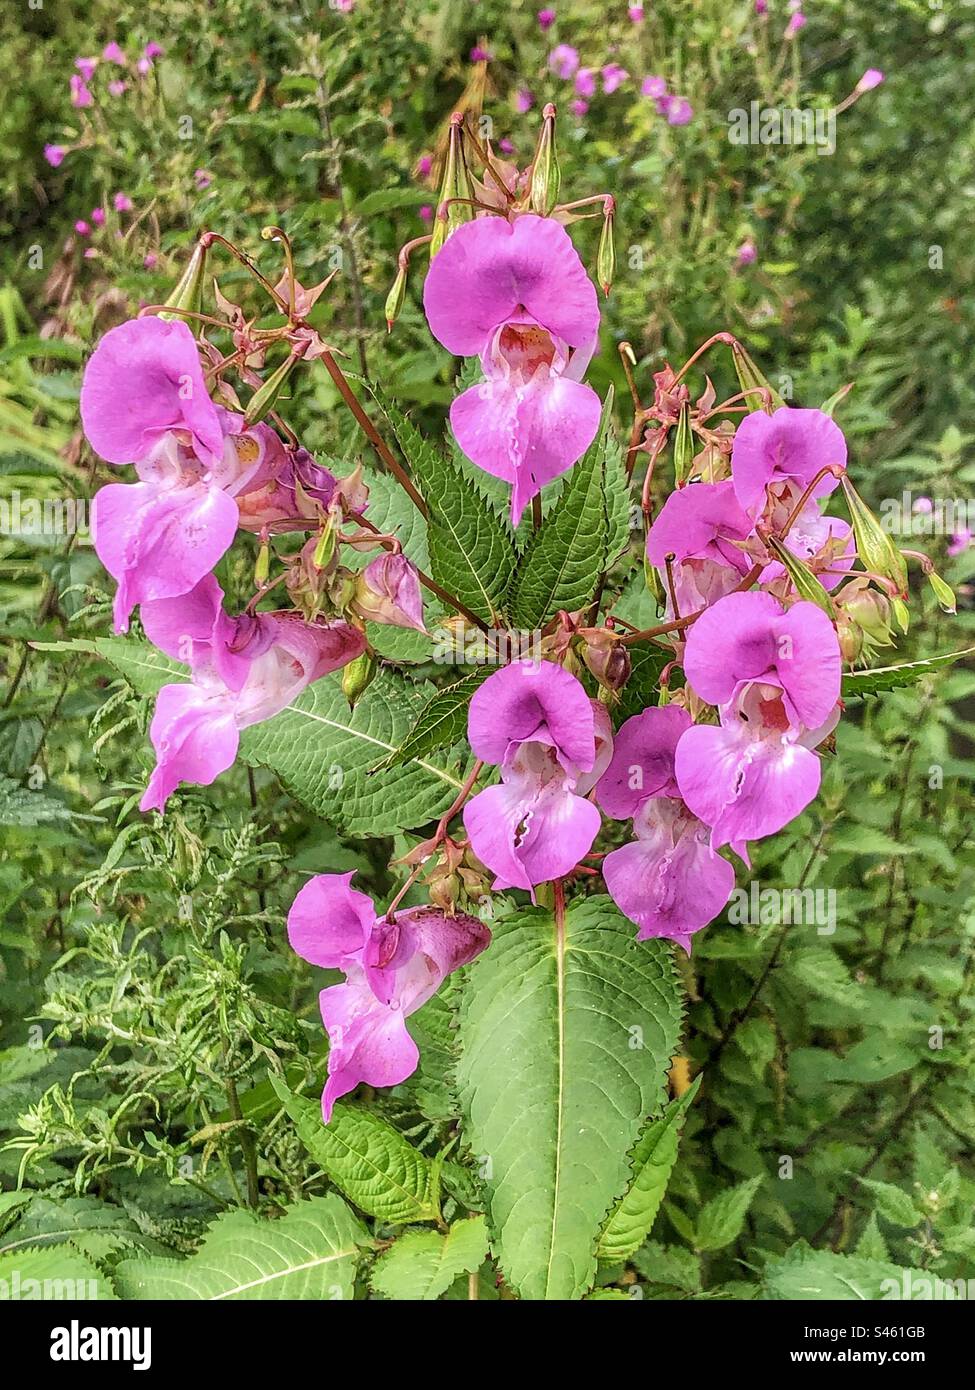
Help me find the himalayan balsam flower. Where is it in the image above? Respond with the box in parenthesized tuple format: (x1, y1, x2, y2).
(662, 95, 693, 126)
(113, 192, 134, 213)
(44, 144, 67, 168)
(676, 592, 841, 859)
(416, 153, 433, 177)
(731, 406, 847, 518)
(75, 57, 98, 81)
(288, 874, 490, 1119)
(575, 68, 596, 99)
(647, 480, 755, 615)
(597, 706, 735, 950)
(103, 42, 126, 64)
(139, 576, 365, 811)
(548, 44, 579, 79)
(470, 46, 493, 63)
(74, 220, 91, 236)
(463, 662, 612, 891)
(538, 8, 557, 29)
(91, 207, 106, 227)
(423, 214, 601, 526)
(641, 76, 667, 100)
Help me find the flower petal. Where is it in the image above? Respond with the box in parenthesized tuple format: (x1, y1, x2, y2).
(287, 872, 375, 968)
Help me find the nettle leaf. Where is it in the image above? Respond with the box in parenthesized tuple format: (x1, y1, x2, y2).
(763, 1243, 943, 1301)
(370, 388, 516, 623)
(596, 1076, 701, 1263)
(693, 1174, 762, 1252)
(507, 390, 627, 628)
(375, 668, 492, 770)
(842, 646, 975, 699)
(856, 1177, 922, 1228)
(272, 1080, 440, 1224)
(0, 1244, 116, 1299)
(456, 894, 684, 1301)
(115, 1196, 367, 1301)
(370, 1216, 489, 1300)
(34, 638, 180, 697)
(341, 463, 430, 574)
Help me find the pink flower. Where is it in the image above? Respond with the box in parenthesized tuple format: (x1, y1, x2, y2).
(91, 206, 106, 227)
(569, 98, 589, 117)
(641, 75, 668, 100)
(138, 577, 365, 811)
(419, 204, 433, 222)
(646, 480, 755, 615)
(499, 137, 515, 154)
(675, 592, 842, 859)
(423, 215, 602, 526)
(470, 46, 493, 63)
(416, 153, 433, 177)
(663, 95, 694, 125)
(108, 79, 128, 97)
(288, 874, 490, 1120)
(44, 144, 66, 168)
(538, 8, 557, 29)
(143, 253, 158, 270)
(856, 68, 885, 93)
(84, 248, 98, 260)
(948, 528, 972, 557)
(136, 57, 152, 76)
(735, 238, 757, 268)
(463, 662, 612, 892)
(74, 220, 91, 236)
(597, 706, 735, 949)
(731, 406, 847, 518)
(70, 75, 93, 108)
(602, 63, 629, 94)
(75, 57, 98, 82)
(516, 88, 534, 113)
(755, 0, 768, 13)
(548, 44, 579, 79)
(629, 5, 645, 21)
(113, 192, 134, 213)
(194, 168, 213, 190)
(103, 42, 126, 64)
(353, 552, 425, 632)
(784, 11, 807, 38)
(143, 42, 165, 59)
(575, 68, 596, 98)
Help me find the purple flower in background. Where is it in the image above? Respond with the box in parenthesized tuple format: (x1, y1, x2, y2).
(641, 75, 668, 100)
(70, 75, 93, 108)
(948, 528, 972, 557)
(419, 204, 433, 222)
(856, 68, 885, 93)
(143, 253, 158, 269)
(470, 46, 493, 63)
(113, 192, 134, 213)
(143, 42, 165, 59)
(569, 98, 589, 117)
(75, 57, 98, 81)
(136, 57, 152, 76)
(499, 137, 516, 154)
(288, 874, 490, 1120)
(538, 8, 557, 29)
(663, 95, 694, 125)
(575, 68, 596, 98)
(416, 153, 433, 177)
(194, 168, 213, 190)
(423, 215, 601, 526)
(108, 80, 128, 97)
(516, 88, 534, 113)
(731, 406, 847, 518)
(74, 220, 91, 236)
(597, 706, 734, 949)
(602, 64, 629, 94)
(675, 592, 842, 858)
(784, 11, 807, 38)
(629, 5, 645, 22)
(103, 42, 126, 64)
(138, 577, 365, 811)
(44, 144, 66, 168)
(91, 206, 106, 227)
(463, 662, 611, 892)
(735, 238, 757, 268)
(755, 0, 768, 14)
(353, 552, 426, 632)
(548, 44, 579, 79)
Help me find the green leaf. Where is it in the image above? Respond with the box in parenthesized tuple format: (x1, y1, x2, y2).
(842, 647, 975, 699)
(375, 668, 492, 770)
(856, 1177, 922, 1228)
(272, 1080, 440, 1224)
(694, 1175, 762, 1252)
(597, 1076, 700, 1262)
(115, 1196, 367, 1300)
(370, 389, 516, 622)
(507, 391, 626, 628)
(357, 187, 433, 218)
(456, 894, 684, 1301)
(0, 1244, 116, 1299)
(764, 1244, 944, 1301)
(34, 637, 181, 697)
(370, 1217, 489, 1300)
(855, 1211, 890, 1262)
(0, 774, 72, 826)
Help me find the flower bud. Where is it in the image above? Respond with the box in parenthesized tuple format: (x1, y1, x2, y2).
(840, 475, 909, 597)
(580, 630, 631, 692)
(835, 612, 863, 664)
(352, 552, 426, 632)
(431, 114, 473, 258)
(731, 340, 785, 412)
(765, 535, 834, 617)
(244, 349, 305, 426)
(596, 200, 616, 297)
(384, 261, 408, 333)
(672, 404, 694, 486)
(835, 579, 894, 660)
(158, 238, 208, 322)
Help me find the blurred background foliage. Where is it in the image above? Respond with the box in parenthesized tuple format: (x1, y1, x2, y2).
(0, 0, 973, 1298)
